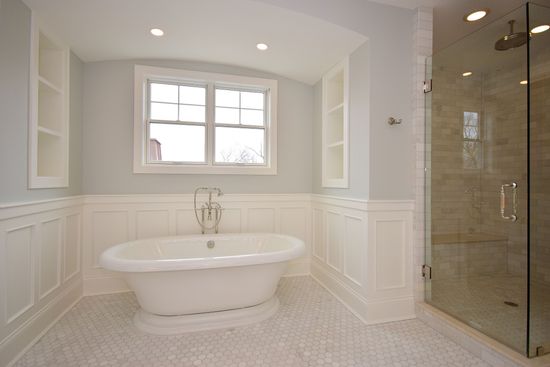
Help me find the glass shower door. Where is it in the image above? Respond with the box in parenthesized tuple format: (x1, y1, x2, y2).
(425, 5, 529, 355)
(529, 2, 550, 358)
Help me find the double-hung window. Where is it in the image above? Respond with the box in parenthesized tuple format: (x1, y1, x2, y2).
(134, 65, 277, 174)
(462, 111, 482, 169)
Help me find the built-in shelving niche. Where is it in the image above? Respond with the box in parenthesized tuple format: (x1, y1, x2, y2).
(29, 16, 70, 188)
(322, 57, 349, 188)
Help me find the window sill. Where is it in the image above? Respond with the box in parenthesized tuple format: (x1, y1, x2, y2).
(133, 163, 277, 175)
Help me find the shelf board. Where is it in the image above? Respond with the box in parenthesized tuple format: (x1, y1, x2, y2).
(327, 103, 344, 114)
(38, 75, 62, 94)
(327, 140, 344, 148)
(38, 126, 63, 138)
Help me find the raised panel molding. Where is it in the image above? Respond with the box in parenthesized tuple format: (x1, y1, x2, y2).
(367, 210, 413, 299)
(247, 208, 276, 232)
(311, 196, 414, 324)
(343, 215, 363, 286)
(373, 219, 406, 291)
(4, 225, 35, 324)
(217, 208, 242, 233)
(64, 213, 81, 282)
(326, 211, 342, 271)
(135, 210, 169, 239)
(312, 209, 325, 261)
(0, 197, 84, 367)
(280, 207, 307, 243)
(39, 218, 62, 300)
(91, 211, 129, 268)
(0, 193, 414, 366)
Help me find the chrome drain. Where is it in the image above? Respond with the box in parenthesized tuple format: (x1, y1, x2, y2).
(504, 301, 519, 307)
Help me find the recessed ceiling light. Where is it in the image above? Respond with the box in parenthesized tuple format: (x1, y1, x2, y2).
(531, 24, 550, 34)
(150, 28, 164, 37)
(256, 43, 268, 51)
(462, 71, 473, 77)
(520, 80, 528, 85)
(464, 9, 489, 22)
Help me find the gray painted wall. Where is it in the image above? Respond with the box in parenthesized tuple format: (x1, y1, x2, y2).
(0, 0, 83, 204)
(2, 0, 415, 203)
(260, 0, 416, 200)
(82, 59, 313, 195)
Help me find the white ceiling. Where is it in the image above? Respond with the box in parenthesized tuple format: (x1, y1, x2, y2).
(22, 0, 367, 85)
(369, 0, 550, 52)
(366, 0, 442, 10)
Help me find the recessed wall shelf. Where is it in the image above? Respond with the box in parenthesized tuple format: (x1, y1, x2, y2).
(28, 15, 70, 188)
(322, 57, 349, 188)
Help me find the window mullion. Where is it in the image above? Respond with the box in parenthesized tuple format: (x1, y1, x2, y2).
(238, 91, 242, 125)
(177, 84, 180, 121)
(206, 82, 215, 165)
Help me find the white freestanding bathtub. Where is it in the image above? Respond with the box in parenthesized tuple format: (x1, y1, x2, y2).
(99, 233, 304, 334)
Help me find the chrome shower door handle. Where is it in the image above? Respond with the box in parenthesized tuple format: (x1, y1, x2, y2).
(500, 182, 517, 222)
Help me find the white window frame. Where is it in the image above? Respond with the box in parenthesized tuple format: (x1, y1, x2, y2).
(134, 65, 278, 175)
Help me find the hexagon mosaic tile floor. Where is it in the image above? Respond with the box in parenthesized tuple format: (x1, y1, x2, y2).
(15, 277, 490, 367)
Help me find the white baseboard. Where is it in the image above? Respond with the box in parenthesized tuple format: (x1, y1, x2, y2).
(311, 262, 415, 325)
(284, 259, 310, 277)
(2, 279, 83, 367)
(84, 276, 130, 296)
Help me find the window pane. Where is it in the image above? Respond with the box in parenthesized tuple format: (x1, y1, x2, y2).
(150, 83, 178, 103)
(179, 105, 206, 123)
(215, 107, 239, 124)
(241, 109, 264, 126)
(464, 111, 479, 126)
(151, 102, 178, 121)
(463, 141, 482, 169)
(463, 126, 479, 140)
(149, 123, 205, 162)
(180, 85, 205, 105)
(215, 127, 265, 164)
(241, 91, 264, 109)
(215, 89, 239, 107)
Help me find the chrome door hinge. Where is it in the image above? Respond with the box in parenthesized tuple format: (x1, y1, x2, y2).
(422, 265, 432, 279)
(423, 79, 432, 93)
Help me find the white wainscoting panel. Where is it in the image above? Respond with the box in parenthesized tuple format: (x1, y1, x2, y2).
(312, 208, 325, 261)
(175, 209, 197, 235)
(83, 194, 312, 295)
(311, 195, 414, 325)
(247, 208, 276, 232)
(136, 210, 170, 240)
(1, 193, 415, 367)
(217, 208, 242, 233)
(90, 211, 129, 268)
(4, 225, 34, 324)
(326, 211, 343, 271)
(39, 218, 62, 300)
(0, 197, 83, 367)
(374, 219, 406, 291)
(343, 215, 363, 286)
(64, 213, 80, 282)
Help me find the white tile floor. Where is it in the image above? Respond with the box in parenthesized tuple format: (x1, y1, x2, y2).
(430, 275, 550, 354)
(15, 277, 490, 367)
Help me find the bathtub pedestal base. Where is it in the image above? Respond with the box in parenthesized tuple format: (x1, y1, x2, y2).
(134, 296, 280, 335)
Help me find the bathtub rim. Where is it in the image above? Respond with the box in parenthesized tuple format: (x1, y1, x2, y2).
(99, 232, 305, 273)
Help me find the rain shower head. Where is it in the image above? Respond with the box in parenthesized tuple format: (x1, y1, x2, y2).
(495, 20, 528, 51)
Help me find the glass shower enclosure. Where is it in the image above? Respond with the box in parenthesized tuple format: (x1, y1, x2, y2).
(424, 3, 550, 357)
